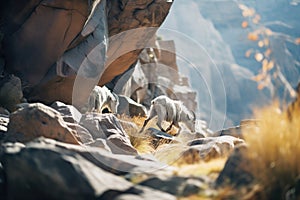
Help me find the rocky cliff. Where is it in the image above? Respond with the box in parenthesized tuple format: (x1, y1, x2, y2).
(0, 0, 173, 108)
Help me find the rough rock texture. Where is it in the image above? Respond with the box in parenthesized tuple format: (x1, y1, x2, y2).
(0, 140, 133, 199)
(112, 40, 198, 111)
(80, 113, 138, 155)
(1, 0, 90, 86)
(139, 176, 206, 197)
(182, 136, 245, 163)
(50, 101, 95, 144)
(117, 95, 147, 117)
(0, 0, 173, 106)
(32, 137, 172, 175)
(84, 138, 111, 152)
(102, 0, 174, 85)
(215, 145, 253, 188)
(6, 103, 80, 144)
(51, 101, 82, 123)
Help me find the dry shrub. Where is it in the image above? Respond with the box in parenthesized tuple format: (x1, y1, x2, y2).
(117, 115, 154, 154)
(244, 101, 300, 199)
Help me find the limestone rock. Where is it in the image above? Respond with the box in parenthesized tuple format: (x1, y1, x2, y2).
(182, 136, 245, 163)
(50, 101, 94, 144)
(65, 122, 94, 144)
(6, 103, 80, 144)
(0, 140, 133, 199)
(80, 113, 138, 155)
(117, 95, 147, 117)
(8, 137, 172, 175)
(50, 101, 82, 123)
(84, 138, 111, 152)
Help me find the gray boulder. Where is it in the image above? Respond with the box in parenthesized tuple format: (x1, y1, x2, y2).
(0, 140, 133, 200)
(182, 136, 245, 163)
(51, 101, 82, 123)
(28, 137, 172, 176)
(117, 95, 147, 117)
(50, 101, 94, 144)
(84, 138, 111, 152)
(80, 113, 138, 155)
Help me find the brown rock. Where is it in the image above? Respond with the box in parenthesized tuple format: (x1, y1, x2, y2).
(6, 103, 80, 144)
(1, 0, 89, 86)
(216, 145, 253, 187)
(2, 0, 173, 105)
(181, 136, 245, 163)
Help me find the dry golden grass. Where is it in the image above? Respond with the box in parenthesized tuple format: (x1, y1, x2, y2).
(117, 115, 154, 154)
(176, 158, 227, 178)
(118, 115, 180, 154)
(243, 101, 300, 199)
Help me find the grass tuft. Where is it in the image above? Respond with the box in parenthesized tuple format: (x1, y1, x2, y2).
(243, 101, 300, 199)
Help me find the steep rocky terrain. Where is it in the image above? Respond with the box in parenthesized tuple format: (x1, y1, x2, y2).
(1, 1, 299, 200)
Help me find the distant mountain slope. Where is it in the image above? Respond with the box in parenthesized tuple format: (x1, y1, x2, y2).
(158, 0, 300, 130)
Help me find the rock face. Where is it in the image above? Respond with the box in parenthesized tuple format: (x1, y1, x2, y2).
(1, 142, 132, 199)
(0, 138, 176, 199)
(6, 103, 81, 145)
(50, 101, 82, 123)
(111, 40, 198, 111)
(117, 95, 147, 117)
(80, 113, 138, 155)
(1, 0, 90, 86)
(0, 0, 173, 106)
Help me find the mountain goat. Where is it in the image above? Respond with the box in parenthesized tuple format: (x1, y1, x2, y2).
(86, 86, 119, 114)
(140, 95, 196, 134)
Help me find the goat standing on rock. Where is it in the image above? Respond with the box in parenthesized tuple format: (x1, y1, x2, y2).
(140, 95, 196, 134)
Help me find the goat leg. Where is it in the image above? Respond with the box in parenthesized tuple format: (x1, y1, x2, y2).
(165, 122, 174, 132)
(139, 118, 150, 133)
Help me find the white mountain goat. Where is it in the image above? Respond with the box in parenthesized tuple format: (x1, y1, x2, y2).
(140, 95, 196, 134)
(86, 86, 119, 114)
